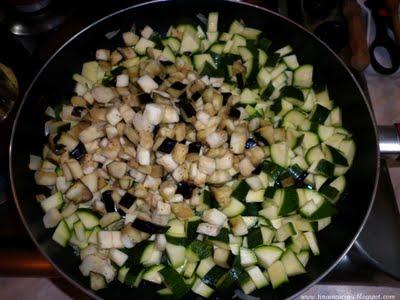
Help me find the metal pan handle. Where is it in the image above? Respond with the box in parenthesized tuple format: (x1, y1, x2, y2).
(378, 124, 400, 154)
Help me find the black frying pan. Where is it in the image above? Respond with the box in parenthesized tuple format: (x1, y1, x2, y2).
(9, 0, 380, 299)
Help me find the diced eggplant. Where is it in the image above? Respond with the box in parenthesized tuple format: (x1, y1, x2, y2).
(207, 170, 232, 184)
(107, 161, 127, 179)
(116, 74, 129, 87)
(198, 156, 216, 175)
(160, 180, 177, 201)
(91, 86, 115, 103)
(69, 142, 87, 160)
(229, 107, 241, 119)
(138, 93, 153, 104)
(196, 222, 220, 237)
(137, 75, 159, 93)
(132, 113, 154, 132)
(119, 193, 136, 209)
(96, 49, 110, 61)
(239, 157, 255, 177)
(202, 208, 227, 227)
(79, 255, 116, 283)
(245, 138, 257, 149)
(137, 145, 151, 166)
(66, 159, 84, 179)
(71, 106, 86, 118)
(106, 107, 123, 126)
(163, 106, 180, 123)
(177, 100, 196, 118)
(101, 191, 116, 213)
(188, 142, 202, 153)
(230, 131, 247, 154)
(143, 103, 165, 125)
(153, 76, 163, 85)
(158, 138, 177, 153)
(34, 171, 57, 186)
(66, 181, 93, 203)
(191, 91, 202, 101)
(222, 92, 232, 105)
(117, 208, 126, 217)
(79, 125, 105, 144)
(156, 154, 178, 172)
(206, 131, 228, 148)
(170, 81, 187, 90)
(131, 218, 170, 234)
(176, 181, 196, 199)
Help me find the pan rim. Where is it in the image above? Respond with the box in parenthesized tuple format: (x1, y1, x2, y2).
(9, 0, 380, 299)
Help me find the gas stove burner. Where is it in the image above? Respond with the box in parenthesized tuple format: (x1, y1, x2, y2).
(1, 0, 67, 36)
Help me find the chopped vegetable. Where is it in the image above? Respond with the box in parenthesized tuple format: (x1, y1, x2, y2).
(31, 12, 355, 298)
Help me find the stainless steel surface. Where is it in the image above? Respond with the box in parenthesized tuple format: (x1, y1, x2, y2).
(378, 125, 400, 154)
(356, 159, 400, 280)
(8, 14, 67, 36)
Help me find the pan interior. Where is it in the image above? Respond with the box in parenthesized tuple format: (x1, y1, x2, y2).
(10, 1, 379, 299)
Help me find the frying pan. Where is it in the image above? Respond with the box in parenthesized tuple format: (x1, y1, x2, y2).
(8, 0, 385, 299)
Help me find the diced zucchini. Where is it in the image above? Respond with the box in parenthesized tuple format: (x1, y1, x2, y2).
(240, 247, 257, 267)
(52, 220, 71, 247)
(207, 12, 219, 32)
(304, 232, 320, 255)
(246, 265, 268, 288)
(293, 65, 313, 88)
(281, 249, 306, 276)
(254, 245, 283, 268)
(41, 192, 63, 212)
(268, 260, 289, 289)
(222, 198, 246, 217)
(142, 264, 164, 284)
(192, 277, 214, 298)
(166, 243, 186, 268)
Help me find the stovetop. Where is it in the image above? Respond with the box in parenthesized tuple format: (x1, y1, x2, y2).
(0, 0, 399, 293)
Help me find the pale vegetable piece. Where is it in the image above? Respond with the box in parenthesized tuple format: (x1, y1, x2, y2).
(79, 254, 116, 283)
(239, 157, 255, 177)
(116, 74, 129, 87)
(106, 107, 123, 126)
(122, 32, 139, 46)
(91, 86, 115, 103)
(196, 222, 220, 237)
(207, 170, 232, 184)
(65, 181, 93, 203)
(136, 145, 151, 166)
(34, 171, 57, 186)
(156, 201, 171, 216)
(157, 154, 178, 172)
(107, 161, 127, 179)
(109, 249, 128, 267)
(202, 208, 227, 227)
(79, 125, 105, 144)
(198, 156, 216, 175)
(162, 106, 180, 123)
(132, 112, 154, 132)
(215, 152, 233, 170)
(206, 131, 228, 148)
(43, 208, 62, 228)
(81, 172, 98, 193)
(96, 49, 110, 61)
(172, 143, 188, 165)
(29, 155, 42, 171)
(230, 131, 247, 154)
(143, 103, 165, 125)
(137, 75, 159, 93)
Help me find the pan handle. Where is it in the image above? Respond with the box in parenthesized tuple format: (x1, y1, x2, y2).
(378, 124, 400, 154)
